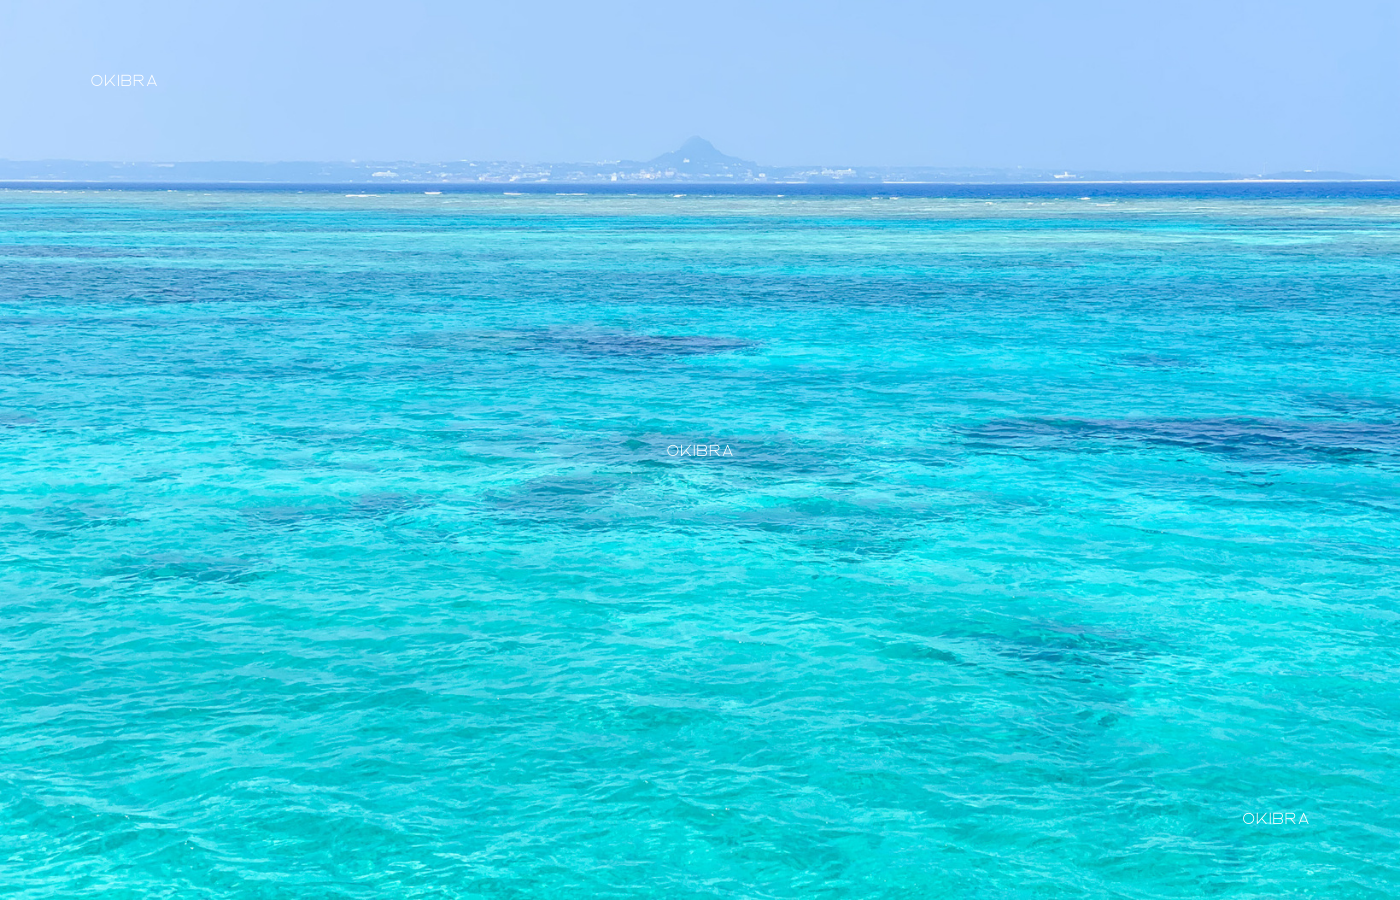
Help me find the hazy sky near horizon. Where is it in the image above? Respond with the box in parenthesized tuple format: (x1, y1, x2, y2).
(3, 0, 1397, 174)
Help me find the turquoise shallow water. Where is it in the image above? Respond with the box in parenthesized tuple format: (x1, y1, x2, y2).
(1, 191, 1398, 898)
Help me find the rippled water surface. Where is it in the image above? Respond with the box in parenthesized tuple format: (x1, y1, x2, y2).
(2, 191, 1398, 898)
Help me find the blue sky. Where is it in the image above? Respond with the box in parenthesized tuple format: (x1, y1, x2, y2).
(3, 0, 1397, 173)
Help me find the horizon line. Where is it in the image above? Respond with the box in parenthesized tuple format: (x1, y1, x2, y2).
(0, 157, 1390, 185)
(5, 179, 1400, 192)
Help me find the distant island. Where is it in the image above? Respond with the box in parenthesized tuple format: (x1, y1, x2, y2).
(0, 137, 1387, 185)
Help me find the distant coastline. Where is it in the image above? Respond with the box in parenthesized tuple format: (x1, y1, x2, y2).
(0, 138, 1390, 188)
(4, 181, 1399, 200)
